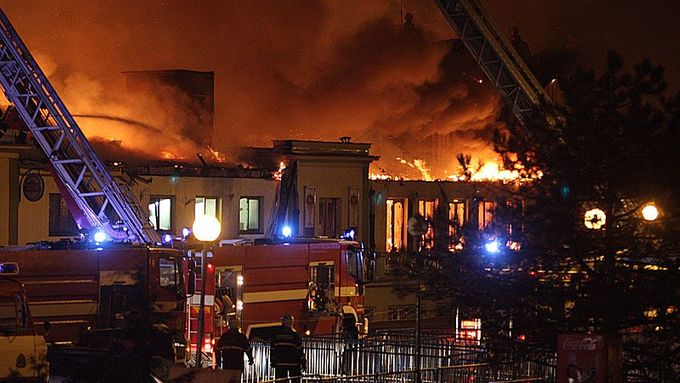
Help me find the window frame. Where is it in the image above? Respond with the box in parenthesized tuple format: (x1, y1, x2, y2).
(148, 195, 175, 232)
(418, 199, 438, 251)
(158, 257, 179, 290)
(385, 198, 407, 252)
(448, 199, 467, 250)
(195, 196, 221, 221)
(239, 196, 263, 234)
(478, 200, 496, 231)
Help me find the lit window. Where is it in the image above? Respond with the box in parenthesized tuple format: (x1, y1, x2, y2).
(48, 193, 78, 236)
(478, 201, 496, 231)
(309, 263, 335, 312)
(505, 199, 524, 237)
(418, 200, 437, 250)
(310, 264, 335, 289)
(239, 197, 262, 233)
(195, 197, 219, 220)
(159, 258, 178, 289)
(449, 199, 466, 249)
(386, 199, 406, 252)
(149, 196, 173, 231)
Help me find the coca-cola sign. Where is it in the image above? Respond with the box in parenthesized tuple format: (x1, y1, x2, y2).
(562, 336, 603, 351)
(557, 334, 621, 383)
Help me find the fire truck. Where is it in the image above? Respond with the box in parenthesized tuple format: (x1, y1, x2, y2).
(0, 262, 48, 382)
(0, 244, 188, 355)
(185, 237, 368, 362)
(0, 5, 190, 374)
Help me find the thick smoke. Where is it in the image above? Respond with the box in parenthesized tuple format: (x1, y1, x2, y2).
(1, 1, 504, 176)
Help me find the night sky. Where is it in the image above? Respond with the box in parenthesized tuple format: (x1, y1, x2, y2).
(1, 1, 677, 176)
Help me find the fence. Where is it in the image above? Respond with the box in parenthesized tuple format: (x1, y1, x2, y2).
(241, 333, 554, 383)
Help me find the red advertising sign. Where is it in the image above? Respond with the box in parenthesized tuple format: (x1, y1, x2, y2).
(557, 334, 622, 383)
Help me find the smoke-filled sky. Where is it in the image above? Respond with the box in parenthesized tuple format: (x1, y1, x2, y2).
(1, 1, 678, 178)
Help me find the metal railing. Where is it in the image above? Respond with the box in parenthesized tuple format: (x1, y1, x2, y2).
(257, 363, 545, 383)
(240, 335, 554, 383)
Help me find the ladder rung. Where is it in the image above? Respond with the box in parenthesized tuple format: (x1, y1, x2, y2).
(79, 191, 105, 197)
(33, 126, 60, 131)
(53, 158, 83, 165)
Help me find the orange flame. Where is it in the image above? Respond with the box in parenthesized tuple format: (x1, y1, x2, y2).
(370, 157, 540, 183)
(161, 151, 177, 160)
(207, 146, 228, 163)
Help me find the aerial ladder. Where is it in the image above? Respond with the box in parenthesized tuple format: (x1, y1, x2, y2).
(433, 0, 554, 126)
(0, 8, 159, 243)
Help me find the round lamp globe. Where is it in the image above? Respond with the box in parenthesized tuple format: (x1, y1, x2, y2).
(642, 204, 659, 221)
(192, 215, 221, 242)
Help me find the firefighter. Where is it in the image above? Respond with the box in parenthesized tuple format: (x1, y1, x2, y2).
(215, 316, 254, 383)
(271, 313, 306, 383)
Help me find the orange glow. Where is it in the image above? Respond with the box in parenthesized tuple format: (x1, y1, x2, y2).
(6, 4, 515, 171)
(370, 157, 540, 183)
(207, 146, 228, 163)
(161, 151, 177, 159)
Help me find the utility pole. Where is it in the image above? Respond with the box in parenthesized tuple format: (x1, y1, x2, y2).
(192, 215, 221, 368)
(415, 279, 422, 383)
(196, 244, 207, 368)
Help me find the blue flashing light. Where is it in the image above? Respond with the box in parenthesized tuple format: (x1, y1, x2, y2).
(93, 230, 107, 243)
(342, 228, 356, 240)
(182, 227, 191, 239)
(484, 240, 500, 254)
(282, 225, 292, 238)
(162, 233, 174, 244)
(0, 262, 19, 275)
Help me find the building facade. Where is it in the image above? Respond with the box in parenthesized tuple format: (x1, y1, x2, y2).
(0, 136, 513, 335)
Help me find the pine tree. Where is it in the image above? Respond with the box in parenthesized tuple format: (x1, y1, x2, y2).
(390, 52, 680, 380)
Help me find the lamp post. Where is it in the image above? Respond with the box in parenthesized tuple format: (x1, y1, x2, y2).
(192, 214, 221, 368)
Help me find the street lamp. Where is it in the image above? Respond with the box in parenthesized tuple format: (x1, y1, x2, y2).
(192, 214, 221, 368)
(584, 208, 606, 230)
(642, 203, 659, 221)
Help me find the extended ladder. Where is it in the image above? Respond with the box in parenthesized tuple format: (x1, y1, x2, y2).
(0, 8, 159, 243)
(434, 0, 552, 125)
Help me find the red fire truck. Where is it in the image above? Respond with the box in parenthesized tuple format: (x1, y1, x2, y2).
(0, 244, 189, 359)
(185, 237, 368, 360)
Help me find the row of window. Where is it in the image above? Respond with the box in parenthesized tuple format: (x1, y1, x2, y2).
(385, 198, 497, 252)
(48, 194, 263, 237)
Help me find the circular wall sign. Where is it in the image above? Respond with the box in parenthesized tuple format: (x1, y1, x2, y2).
(23, 173, 44, 202)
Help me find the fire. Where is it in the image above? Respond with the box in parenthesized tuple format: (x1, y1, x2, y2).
(207, 146, 228, 163)
(395, 157, 433, 181)
(370, 157, 540, 183)
(161, 151, 177, 160)
(468, 162, 519, 182)
(413, 159, 433, 181)
(369, 172, 394, 181)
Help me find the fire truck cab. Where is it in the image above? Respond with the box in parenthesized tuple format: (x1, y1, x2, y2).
(0, 262, 48, 381)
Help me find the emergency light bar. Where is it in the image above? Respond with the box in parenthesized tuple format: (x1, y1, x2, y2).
(0, 262, 19, 275)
